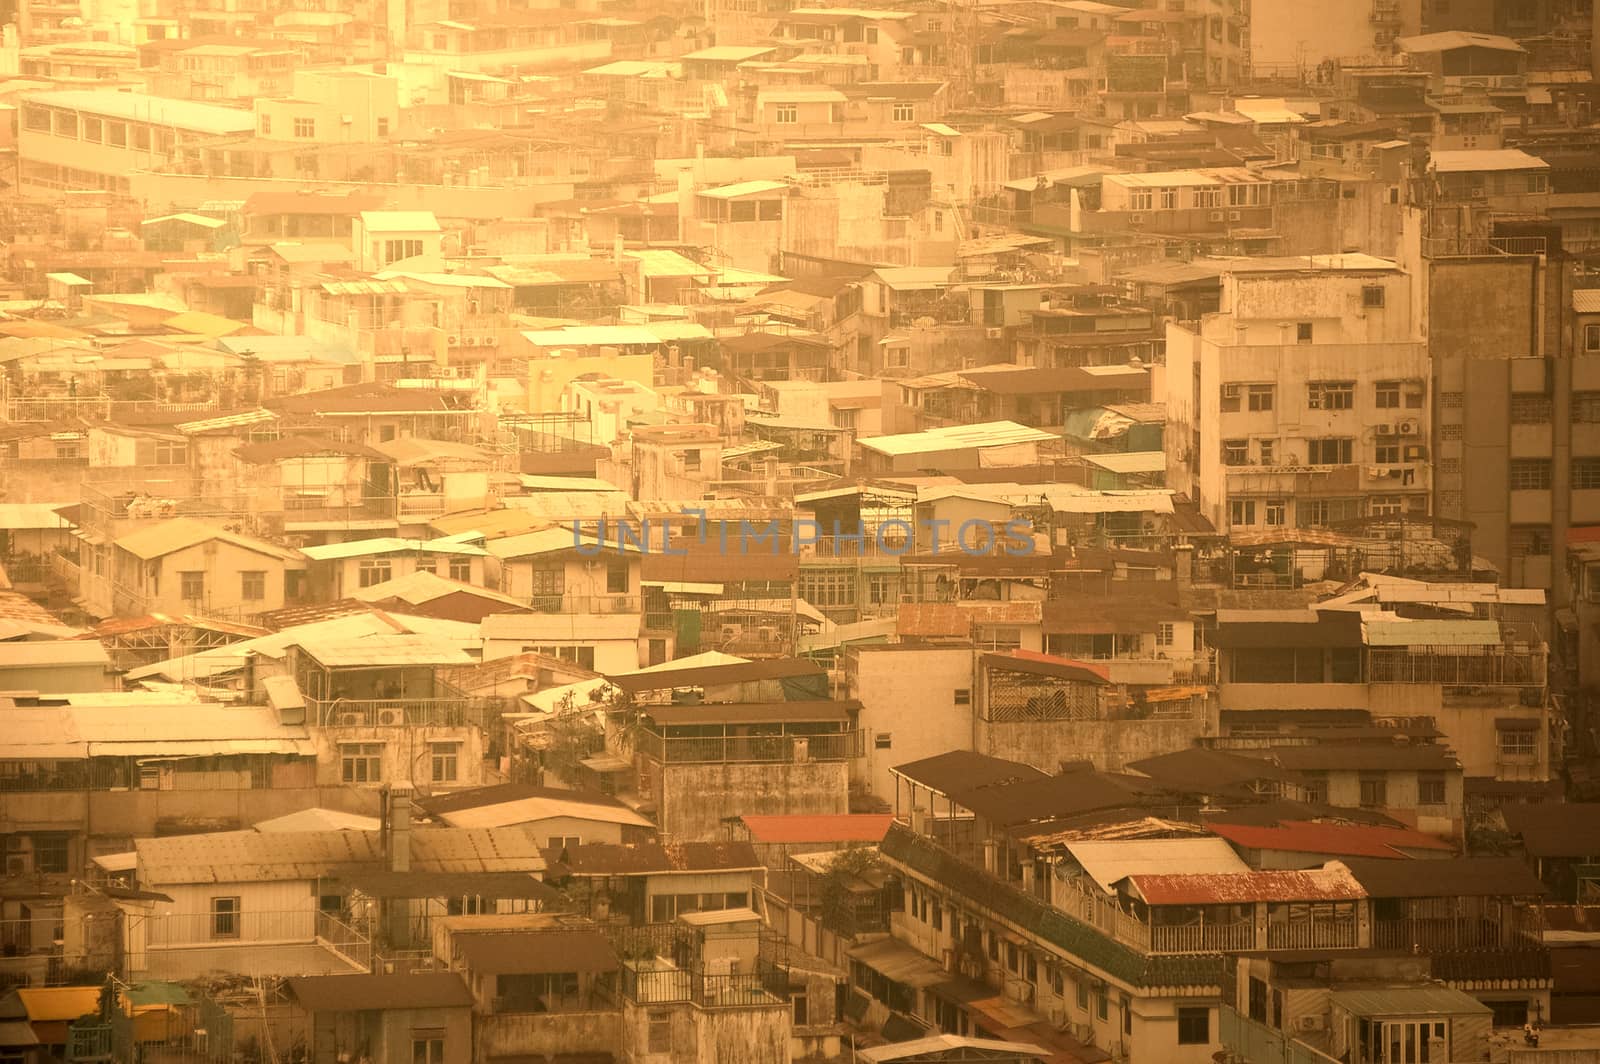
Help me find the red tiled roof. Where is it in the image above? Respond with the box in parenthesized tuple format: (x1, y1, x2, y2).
(740, 814, 895, 845)
(1206, 820, 1454, 859)
(1129, 867, 1366, 906)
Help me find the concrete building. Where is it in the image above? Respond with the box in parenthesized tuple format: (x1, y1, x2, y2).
(1165, 255, 1430, 534)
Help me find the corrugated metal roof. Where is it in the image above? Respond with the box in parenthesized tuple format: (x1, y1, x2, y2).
(481, 612, 641, 642)
(523, 325, 661, 347)
(302, 535, 485, 560)
(298, 633, 478, 667)
(1206, 820, 1453, 859)
(440, 794, 653, 830)
(7, 704, 312, 761)
(1362, 618, 1503, 646)
(1430, 148, 1548, 173)
(858, 420, 1056, 457)
(740, 813, 894, 844)
(1575, 289, 1600, 313)
(22, 89, 255, 134)
(699, 179, 789, 198)
(1082, 451, 1166, 475)
(1128, 866, 1366, 906)
(1066, 839, 1249, 893)
(1329, 986, 1491, 1017)
(682, 45, 777, 61)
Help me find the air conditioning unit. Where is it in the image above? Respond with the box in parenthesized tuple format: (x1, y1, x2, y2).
(481, 334, 499, 347)
(1128, 213, 1145, 225)
(1222, 383, 1241, 399)
(791, 737, 811, 763)
(985, 327, 1004, 339)
(5, 857, 26, 876)
(463, 336, 479, 347)
(1405, 444, 1429, 461)
(1470, 188, 1487, 198)
(1375, 423, 1395, 436)
(447, 335, 461, 346)
(1299, 1016, 1325, 1032)
(1228, 210, 1242, 221)
(377, 708, 404, 726)
(1398, 419, 1419, 435)
(1208, 210, 1224, 222)
(337, 711, 366, 726)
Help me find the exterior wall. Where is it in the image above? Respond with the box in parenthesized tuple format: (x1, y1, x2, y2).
(852, 647, 974, 805)
(310, 725, 486, 790)
(979, 716, 1214, 775)
(1249, 0, 1421, 71)
(481, 635, 638, 673)
(111, 540, 291, 618)
(140, 879, 316, 950)
(656, 762, 848, 842)
(525, 350, 655, 416)
(477, 1009, 619, 1061)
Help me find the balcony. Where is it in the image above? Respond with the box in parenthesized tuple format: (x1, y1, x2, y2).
(309, 697, 478, 728)
(1149, 921, 1256, 953)
(1265, 919, 1359, 950)
(635, 729, 863, 765)
(619, 963, 786, 1009)
(526, 594, 642, 615)
(132, 908, 370, 979)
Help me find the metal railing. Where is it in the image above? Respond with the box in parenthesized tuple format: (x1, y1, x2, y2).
(311, 697, 477, 728)
(525, 594, 642, 616)
(1265, 920, 1358, 950)
(1150, 921, 1256, 954)
(619, 964, 784, 1008)
(634, 730, 862, 765)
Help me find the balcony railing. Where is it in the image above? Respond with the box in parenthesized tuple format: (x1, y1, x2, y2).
(619, 964, 785, 1009)
(1150, 921, 1255, 954)
(1265, 920, 1358, 950)
(311, 697, 477, 728)
(1371, 917, 1528, 951)
(525, 594, 642, 616)
(634, 730, 862, 765)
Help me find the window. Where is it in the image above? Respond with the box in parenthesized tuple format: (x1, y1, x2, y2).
(1159, 187, 1177, 210)
(340, 743, 383, 783)
(1587, 324, 1600, 352)
(1418, 771, 1446, 805)
(1368, 495, 1405, 517)
(1264, 499, 1287, 526)
(1247, 383, 1274, 411)
(1374, 381, 1401, 409)
(875, 732, 893, 749)
(1177, 1007, 1210, 1045)
(1510, 525, 1552, 558)
(547, 835, 580, 851)
(1296, 322, 1313, 343)
(1361, 285, 1386, 308)
(430, 742, 459, 783)
(55, 440, 81, 460)
(1195, 187, 1222, 208)
(412, 1037, 444, 1064)
(1096, 993, 1108, 1021)
(1308, 438, 1354, 465)
(1222, 439, 1248, 465)
(1498, 728, 1537, 758)
(531, 561, 564, 598)
(211, 896, 240, 939)
(1575, 458, 1600, 490)
(648, 1012, 671, 1053)
(1375, 442, 1401, 464)
(1509, 459, 1552, 490)
(240, 571, 266, 601)
(358, 558, 393, 587)
(449, 556, 472, 582)
(774, 103, 798, 124)
(376, 117, 389, 137)
(1221, 385, 1241, 412)
(1076, 980, 1089, 1010)
(31, 835, 68, 874)
(1156, 622, 1174, 647)
(791, 991, 809, 1027)
(606, 557, 629, 594)
(294, 117, 315, 137)
(892, 102, 915, 122)
(682, 449, 701, 472)
(1128, 188, 1154, 211)
(1512, 394, 1553, 423)
(954, 688, 971, 705)
(152, 439, 187, 464)
(180, 571, 205, 602)
(1359, 774, 1387, 809)
(867, 572, 895, 605)
(1300, 771, 1327, 804)
(884, 345, 908, 369)
(1307, 381, 1354, 410)
(260, 114, 272, 135)
(1229, 499, 1256, 526)
(799, 570, 855, 608)
(1258, 439, 1275, 465)
(384, 239, 424, 263)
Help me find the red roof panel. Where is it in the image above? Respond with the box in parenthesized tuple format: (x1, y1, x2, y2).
(1129, 867, 1366, 906)
(740, 814, 895, 845)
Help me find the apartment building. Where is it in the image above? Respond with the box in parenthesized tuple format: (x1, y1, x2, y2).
(1165, 256, 1430, 534)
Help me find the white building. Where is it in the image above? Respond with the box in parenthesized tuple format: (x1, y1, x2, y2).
(1164, 255, 1430, 534)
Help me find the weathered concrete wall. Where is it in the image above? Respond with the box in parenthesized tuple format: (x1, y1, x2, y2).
(692, 1002, 790, 1064)
(660, 761, 847, 841)
(978, 715, 1212, 774)
(478, 1009, 620, 1060)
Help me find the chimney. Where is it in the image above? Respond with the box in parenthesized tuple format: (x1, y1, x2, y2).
(383, 782, 413, 873)
(1174, 542, 1194, 588)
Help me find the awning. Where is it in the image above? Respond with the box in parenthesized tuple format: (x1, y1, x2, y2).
(847, 938, 948, 988)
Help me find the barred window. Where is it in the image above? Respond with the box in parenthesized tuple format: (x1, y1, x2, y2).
(1511, 395, 1553, 423)
(1440, 392, 1465, 409)
(1509, 460, 1552, 490)
(1575, 458, 1600, 490)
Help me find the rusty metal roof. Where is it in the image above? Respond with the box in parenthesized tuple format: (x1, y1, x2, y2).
(1128, 866, 1366, 906)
